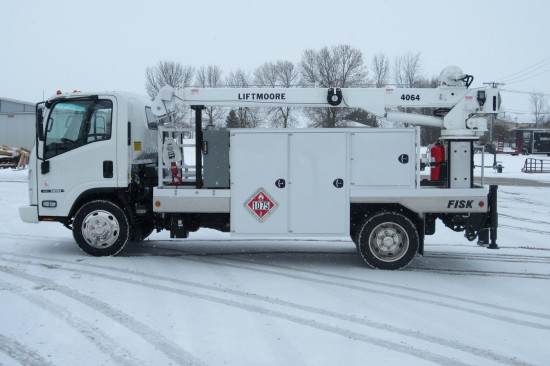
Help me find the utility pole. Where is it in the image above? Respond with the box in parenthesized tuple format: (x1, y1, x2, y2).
(483, 82, 505, 143)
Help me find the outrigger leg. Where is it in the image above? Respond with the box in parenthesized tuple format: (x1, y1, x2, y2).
(477, 185, 499, 249)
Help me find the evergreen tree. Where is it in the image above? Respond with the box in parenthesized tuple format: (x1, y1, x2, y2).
(226, 109, 239, 128)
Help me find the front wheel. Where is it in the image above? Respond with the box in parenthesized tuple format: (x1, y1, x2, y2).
(73, 200, 130, 256)
(356, 212, 419, 270)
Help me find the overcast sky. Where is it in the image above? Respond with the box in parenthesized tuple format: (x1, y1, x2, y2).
(1, 0, 549, 122)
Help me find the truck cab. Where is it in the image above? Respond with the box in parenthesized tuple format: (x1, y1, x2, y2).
(20, 91, 157, 254)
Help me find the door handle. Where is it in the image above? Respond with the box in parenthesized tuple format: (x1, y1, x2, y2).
(275, 179, 286, 188)
(333, 178, 344, 188)
(41, 160, 50, 174)
(103, 161, 113, 178)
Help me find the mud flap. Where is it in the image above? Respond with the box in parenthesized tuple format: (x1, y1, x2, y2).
(475, 185, 499, 249)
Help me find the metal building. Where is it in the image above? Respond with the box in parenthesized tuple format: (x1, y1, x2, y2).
(0, 97, 36, 149)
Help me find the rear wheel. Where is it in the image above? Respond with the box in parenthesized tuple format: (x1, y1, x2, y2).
(73, 200, 130, 256)
(357, 212, 419, 270)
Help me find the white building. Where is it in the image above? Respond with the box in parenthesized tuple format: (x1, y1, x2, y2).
(0, 97, 36, 149)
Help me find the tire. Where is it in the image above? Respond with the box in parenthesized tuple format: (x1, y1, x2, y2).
(356, 212, 419, 270)
(351, 225, 361, 251)
(73, 200, 130, 256)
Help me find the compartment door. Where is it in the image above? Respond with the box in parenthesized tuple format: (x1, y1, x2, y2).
(351, 130, 416, 188)
(230, 132, 289, 235)
(289, 133, 348, 235)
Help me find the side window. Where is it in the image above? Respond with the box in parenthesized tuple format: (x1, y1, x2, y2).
(44, 99, 113, 159)
(87, 104, 112, 142)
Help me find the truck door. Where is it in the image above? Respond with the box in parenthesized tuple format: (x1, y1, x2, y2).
(36, 97, 118, 219)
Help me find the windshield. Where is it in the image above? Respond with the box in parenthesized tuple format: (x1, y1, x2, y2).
(44, 99, 113, 159)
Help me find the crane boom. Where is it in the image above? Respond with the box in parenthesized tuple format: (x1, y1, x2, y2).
(152, 66, 500, 138)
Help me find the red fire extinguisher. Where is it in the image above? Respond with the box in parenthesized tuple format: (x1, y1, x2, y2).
(430, 142, 445, 181)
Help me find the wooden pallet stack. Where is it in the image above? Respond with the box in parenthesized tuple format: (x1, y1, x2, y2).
(0, 146, 30, 169)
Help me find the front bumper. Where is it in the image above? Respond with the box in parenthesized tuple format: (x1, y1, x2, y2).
(19, 205, 39, 223)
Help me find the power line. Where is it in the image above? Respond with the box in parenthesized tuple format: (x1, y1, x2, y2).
(495, 56, 550, 82)
(501, 89, 550, 96)
(503, 67, 550, 85)
(500, 64, 550, 83)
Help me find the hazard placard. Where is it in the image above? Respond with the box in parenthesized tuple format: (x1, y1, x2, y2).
(244, 188, 278, 222)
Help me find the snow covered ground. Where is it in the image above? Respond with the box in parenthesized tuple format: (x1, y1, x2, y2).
(1, 152, 549, 366)
(472, 151, 550, 184)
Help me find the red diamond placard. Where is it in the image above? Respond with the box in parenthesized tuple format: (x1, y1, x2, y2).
(244, 188, 278, 222)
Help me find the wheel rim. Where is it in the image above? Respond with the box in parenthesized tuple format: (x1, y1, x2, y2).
(368, 222, 409, 262)
(81, 210, 120, 248)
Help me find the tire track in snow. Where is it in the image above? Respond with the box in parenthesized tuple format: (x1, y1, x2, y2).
(131, 241, 550, 270)
(502, 197, 548, 207)
(7, 249, 550, 322)
(130, 245, 550, 322)
(0, 281, 144, 366)
(0, 333, 55, 366)
(0, 259, 471, 366)
(0, 253, 536, 366)
(499, 224, 550, 236)
(0, 264, 205, 366)
(0, 232, 70, 242)
(409, 268, 550, 280)
(151, 248, 550, 266)
(187, 253, 550, 325)
(499, 213, 550, 226)
(423, 252, 550, 265)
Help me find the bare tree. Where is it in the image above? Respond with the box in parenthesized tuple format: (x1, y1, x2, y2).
(196, 65, 223, 88)
(529, 92, 548, 126)
(145, 60, 194, 99)
(300, 45, 366, 88)
(299, 44, 368, 127)
(384, 52, 425, 129)
(254, 62, 279, 87)
(371, 53, 390, 88)
(226, 69, 251, 88)
(254, 60, 300, 128)
(393, 51, 423, 88)
(225, 69, 262, 128)
(145, 60, 194, 125)
(196, 65, 224, 127)
(276, 60, 299, 88)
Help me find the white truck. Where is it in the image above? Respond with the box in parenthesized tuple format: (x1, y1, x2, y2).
(19, 66, 500, 269)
